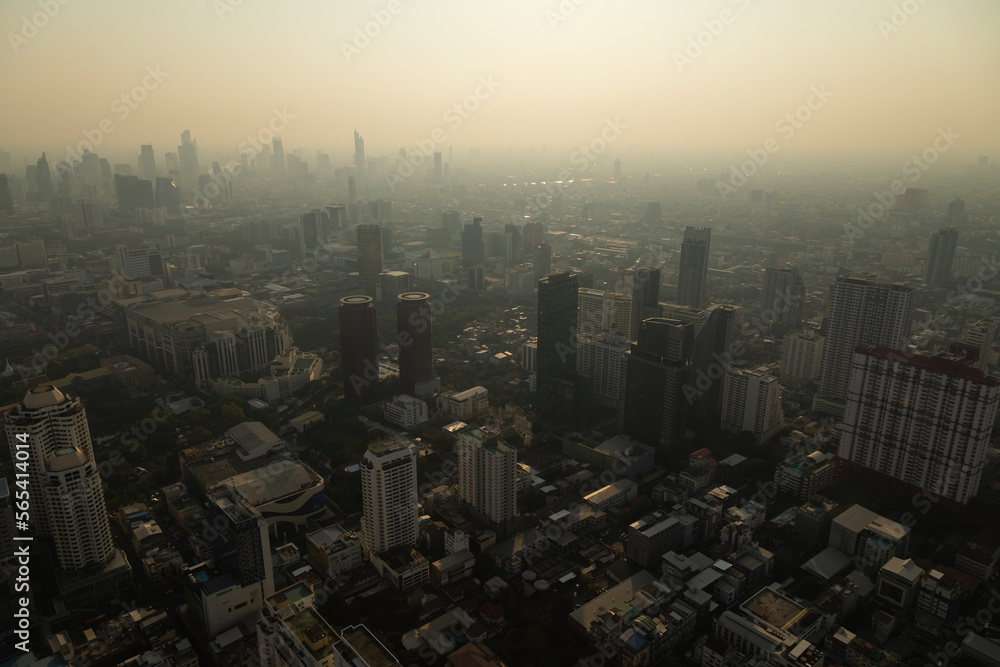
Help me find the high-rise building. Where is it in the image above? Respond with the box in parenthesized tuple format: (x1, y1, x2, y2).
(457, 428, 517, 535)
(434, 151, 442, 181)
(677, 227, 711, 309)
(659, 303, 738, 416)
(271, 138, 286, 178)
(533, 242, 552, 279)
(339, 295, 380, 404)
(138, 144, 156, 182)
(154, 177, 180, 214)
(621, 318, 694, 466)
(617, 267, 661, 339)
(361, 440, 418, 558)
(577, 332, 630, 413)
(761, 267, 805, 337)
(4, 387, 114, 571)
(354, 130, 366, 184)
(815, 275, 914, 416)
(0, 174, 13, 213)
(178, 130, 199, 190)
(613, 158, 622, 180)
(721, 366, 784, 444)
(327, 204, 347, 232)
(113, 174, 155, 212)
(537, 272, 580, 421)
(964, 319, 998, 370)
(522, 221, 545, 254)
(924, 227, 959, 287)
(504, 223, 522, 264)
(441, 209, 461, 234)
(466, 265, 486, 292)
(781, 330, 825, 387)
(396, 292, 435, 397)
(839, 345, 1000, 504)
(946, 198, 967, 225)
(461, 218, 485, 268)
(357, 224, 384, 299)
(114, 241, 162, 279)
(35, 153, 54, 198)
(578, 288, 632, 339)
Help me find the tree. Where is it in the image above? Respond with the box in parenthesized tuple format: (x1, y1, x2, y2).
(220, 403, 246, 427)
(188, 426, 212, 445)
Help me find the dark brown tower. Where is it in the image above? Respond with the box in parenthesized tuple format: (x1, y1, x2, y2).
(339, 295, 379, 403)
(396, 292, 433, 396)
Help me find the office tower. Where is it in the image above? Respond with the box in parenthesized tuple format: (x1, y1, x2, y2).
(461, 218, 485, 267)
(396, 292, 434, 396)
(0, 174, 14, 213)
(380, 271, 411, 300)
(781, 330, 825, 387)
(442, 209, 461, 234)
(361, 440, 418, 558)
(815, 275, 914, 416)
(356, 224, 384, 299)
(964, 319, 998, 370)
(138, 144, 156, 182)
(34, 153, 54, 198)
(613, 158, 622, 180)
(369, 199, 392, 222)
(113, 174, 155, 212)
(577, 332, 630, 413)
(504, 223, 522, 263)
(617, 267, 662, 339)
(457, 428, 517, 535)
(534, 242, 552, 279)
(15, 241, 47, 269)
(659, 303, 737, 416)
(761, 267, 805, 336)
(300, 209, 328, 249)
(354, 130, 366, 183)
(434, 151, 442, 180)
(924, 227, 959, 287)
(271, 138, 286, 177)
(77, 199, 103, 232)
(154, 176, 180, 214)
(211, 161, 233, 201)
(327, 204, 347, 231)
(115, 241, 162, 279)
(946, 198, 967, 225)
(339, 296, 380, 403)
(643, 202, 663, 226)
(721, 366, 783, 444)
(578, 288, 633, 339)
(537, 272, 581, 421)
(621, 318, 694, 467)
(4, 387, 114, 571)
(522, 221, 545, 254)
(895, 188, 928, 216)
(839, 345, 1000, 504)
(678, 227, 711, 308)
(178, 130, 199, 190)
(114, 163, 134, 176)
(467, 265, 486, 291)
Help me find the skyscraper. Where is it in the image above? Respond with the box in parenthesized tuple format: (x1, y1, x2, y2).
(621, 318, 694, 467)
(578, 288, 633, 339)
(963, 319, 998, 370)
(356, 224, 385, 299)
(396, 292, 434, 397)
(339, 295, 380, 404)
(434, 151, 442, 181)
(361, 439, 418, 559)
(677, 227, 711, 309)
(178, 130, 199, 190)
(522, 221, 545, 254)
(781, 329, 825, 387)
(537, 272, 580, 421)
(138, 144, 156, 182)
(461, 218, 485, 268)
(577, 332, 631, 414)
(354, 130, 366, 184)
(924, 226, 959, 287)
(271, 138, 286, 178)
(0, 174, 14, 213)
(457, 428, 517, 536)
(154, 176, 180, 214)
(533, 242, 552, 279)
(442, 210, 461, 234)
(946, 198, 967, 225)
(761, 267, 805, 337)
(815, 275, 914, 416)
(114, 241, 162, 279)
(617, 267, 661, 339)
(613, 158, 622, 180)
(839, 345, 1000, 504)
(4, 387, 114, 571)
(721, 366, 784, 444)
(113, 174, 155, 212)
(504, 223, 522, 264)
(35, 153, 54, 198)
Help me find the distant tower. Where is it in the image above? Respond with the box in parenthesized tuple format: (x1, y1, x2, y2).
(678, 227, 710, 309)
(461, 218, 485, 268)
(339, 296, 380, 404)
(761, 267, 805, 337)
(924, 227, 958, 287)
(619, 267, 662, 339)
(361, 440, 418, 559)
(441, 210, 461, 233)
(613, 158, 622, 181)
(178, 130, 199, 190)
(434, 152, 443, 181)
(138, 144, 156, 182)
(35, 154, 54, 198)
(533, 243, 552, 279)
(621, 318, 694, 467)
(271, 138, 286, 178)
(356, 225, 384, 299)
(537, 272, 580, 421)
(3, 387, 114, 571)
(354, 130, 366, 184)
(396, 293, 434, 397)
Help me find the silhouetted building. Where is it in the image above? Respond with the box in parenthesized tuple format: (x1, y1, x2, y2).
(357, 224, 384, 299)
(339, 295, 380, 404)
(537, 272, 580, 422)
(0, 174, 13, 213)
(154, 177, 180, 214)
(621, 318, 694, 467)
(467, 265, 486, 291)
(678, 227, 710, 308)
(397, 292, 435, 397)
(442, 209, 461, 233)
(925, 227, 959, 287)
(761, 267, 805, 337)
(35, 153, 54, 198)
(618, 267, 661, 340)
(534, 243, 552, 279)
(462, 218, 485, 268)
(113, 174, 155, 212)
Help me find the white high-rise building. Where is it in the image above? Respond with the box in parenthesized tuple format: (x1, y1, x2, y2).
(114, 240, 161, 279)
(577, 288, 633, 339)
(4, 387, 114, 571)
(721, 366, 784, 444)
(815, 275, 914, 416)
(360, 440, 418, 559)
(577, 332, 630, 413)
(457, 428, 517, 534)
(839, 346, 1000, 504)
(780, 330, 825, 387)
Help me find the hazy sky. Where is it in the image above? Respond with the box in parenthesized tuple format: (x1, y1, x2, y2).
(2, 0, 999, 166)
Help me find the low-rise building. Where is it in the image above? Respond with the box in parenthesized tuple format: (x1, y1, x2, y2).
(384, 394, 429, 429)
(438, 386, 489, 419)
(583, 479, 637, 511)
(430, 549, 475, 587)
(305, 526, 364, 578)
(774, 451, 836, 500)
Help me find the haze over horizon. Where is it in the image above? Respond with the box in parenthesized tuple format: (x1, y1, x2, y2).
(3, 0, 999, 168)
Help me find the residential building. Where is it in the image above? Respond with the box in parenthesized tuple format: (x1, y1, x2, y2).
(457, 428, 517, 535)
(781, 330, 825, 387)
(721, 366, 783, 444)
(383, 395, 429, 429)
